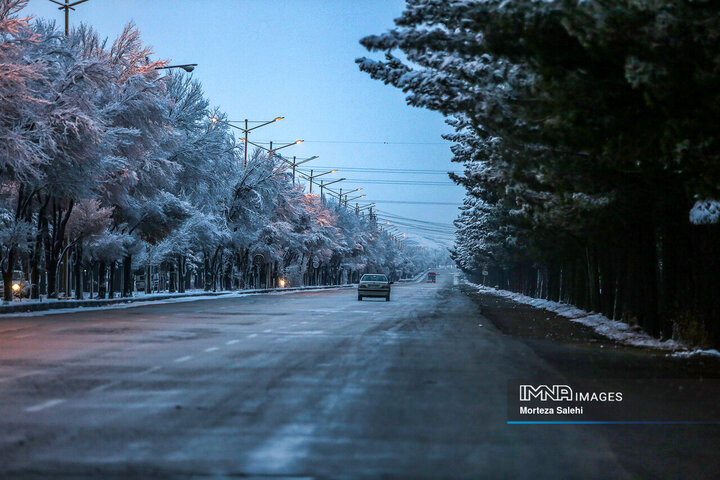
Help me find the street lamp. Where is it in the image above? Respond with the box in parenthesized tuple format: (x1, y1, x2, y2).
(209, 116, 284, 167)
(155, 64, 198, 73)
(329, 187, 361, 205)
(268, 140, 304, 154)
(289, 156, 318, 184)
(243, 139, 304, 169)
(356, 203, 376, 215)
(49, 0, 90, 36)
(306, 169, 337, 194)
(319, 177, 345, 201)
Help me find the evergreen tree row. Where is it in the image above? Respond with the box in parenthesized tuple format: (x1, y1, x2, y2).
(358, 0, 720, 346)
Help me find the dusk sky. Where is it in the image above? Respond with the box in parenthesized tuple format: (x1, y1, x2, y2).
(25, 0, 462, 247)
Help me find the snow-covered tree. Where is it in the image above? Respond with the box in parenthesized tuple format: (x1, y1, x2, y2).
(358, 0, 720, 346)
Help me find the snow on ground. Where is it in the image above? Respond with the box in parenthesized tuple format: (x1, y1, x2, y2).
(4, 289, 217, 306)
(465, 280, 720, 357)
(0, 286, 351, 318)
(670, 349, 720, 358)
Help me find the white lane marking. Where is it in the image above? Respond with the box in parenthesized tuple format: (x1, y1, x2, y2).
(91, 366, 161, 393)
(204, 347, 219, 353)
(226, 339, 239, 345)
(174, 356, 193, 363)
(247, 334, 258, 338)
(139, 366, 162, 375)
(91, 380, 120, 393)
(14, 333, 35, 339)
(25, 399, 65, 412)
(263, 329, 273, 333)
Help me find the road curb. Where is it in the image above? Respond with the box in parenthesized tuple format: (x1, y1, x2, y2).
(0, 284, 354, 315)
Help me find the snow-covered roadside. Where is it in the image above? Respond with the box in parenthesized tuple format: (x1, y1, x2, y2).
(0, 286, 352, 318)
(2, 289, 221, 307)
(464, 280, 720, 358)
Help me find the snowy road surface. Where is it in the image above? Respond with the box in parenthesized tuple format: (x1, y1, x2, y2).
(0, 271, 718, 479)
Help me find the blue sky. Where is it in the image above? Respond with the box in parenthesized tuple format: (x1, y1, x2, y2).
(24, 0, 463, 247)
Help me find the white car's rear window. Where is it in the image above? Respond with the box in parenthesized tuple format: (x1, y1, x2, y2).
(361, 274, 388, 282)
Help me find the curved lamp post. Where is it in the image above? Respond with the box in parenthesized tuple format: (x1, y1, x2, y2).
(155, 64, 198, 73)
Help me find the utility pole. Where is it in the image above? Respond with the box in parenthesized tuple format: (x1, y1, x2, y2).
(320, 178, 344, 204)
(289, 156, 318, 185)
(210, 116, 284, 168)
(50, 0, 90, 36)
(307, 169, 336, 195)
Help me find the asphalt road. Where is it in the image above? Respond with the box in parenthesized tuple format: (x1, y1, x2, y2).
(0, 271, 718, 479)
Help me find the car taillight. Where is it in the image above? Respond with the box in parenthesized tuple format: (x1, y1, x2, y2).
(382, 285, 390, 289)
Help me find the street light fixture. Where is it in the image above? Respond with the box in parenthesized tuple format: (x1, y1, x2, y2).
(268, 140, 304, 154)
(48, 0, 90, 36)
(329, 187, 362, 205)
(289, 156, 319, 184)
(209, 116, 285, 167)
(156, 64, 198, 73)
(319, 178, 345, 201)
(307, 169, 337, 194)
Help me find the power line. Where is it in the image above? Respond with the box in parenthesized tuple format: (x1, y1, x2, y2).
(341, 178, 457, 186)
(378, 212, 454, 227)
(309, 166, 461, 175)
(364, 200, 460, 205)
(379, 221, 455, 235)
(294, 175, 457, 186)
(258, 139, 450, 145)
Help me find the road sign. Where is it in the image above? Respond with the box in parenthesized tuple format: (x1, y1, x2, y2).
(482, 270, 489, 276)
(312, 256, 319, 268)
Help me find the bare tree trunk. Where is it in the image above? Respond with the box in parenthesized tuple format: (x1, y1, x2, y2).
(31, 199, 49, 299)
(108, 261, 116, 299)
(177, 255, 185, 293)
(74, 243, 83, 300)
(98, 261, 107, 299)
(122, 255, 133, 297)
(2, 247, 15, 302)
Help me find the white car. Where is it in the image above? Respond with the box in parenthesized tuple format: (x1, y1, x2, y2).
(358, 273, 392, 301)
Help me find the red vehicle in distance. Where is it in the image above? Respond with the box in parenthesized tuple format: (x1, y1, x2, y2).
(427, 271, 437, 283)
